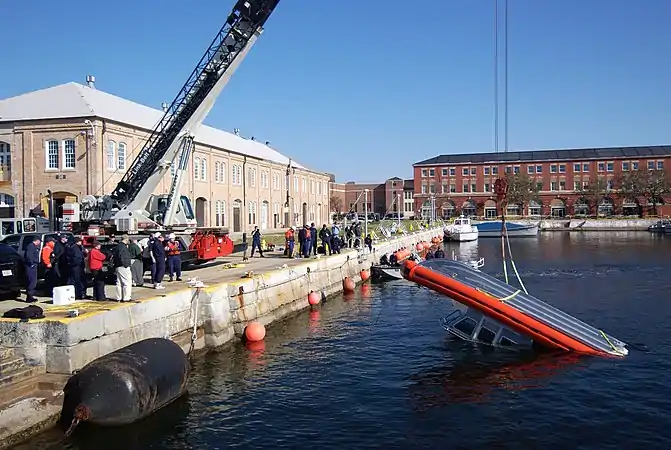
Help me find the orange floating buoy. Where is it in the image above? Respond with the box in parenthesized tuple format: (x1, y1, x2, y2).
(343, 276, 356, 293)
(361, 283, 371, 297)
(308, 290, 321, 306)
(245, 322, 266, 342)
(415, 243, 423, 251)
(360, 269, 370, 282)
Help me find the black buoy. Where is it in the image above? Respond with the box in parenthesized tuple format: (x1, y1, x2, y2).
(60, 338, 189, 435)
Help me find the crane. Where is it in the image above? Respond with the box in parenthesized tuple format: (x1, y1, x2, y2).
(68, 0, 280, 234)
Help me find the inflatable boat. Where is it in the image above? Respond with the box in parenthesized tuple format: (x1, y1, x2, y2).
(401, 259, 628, 357)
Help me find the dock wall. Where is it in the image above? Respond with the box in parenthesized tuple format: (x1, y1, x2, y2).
(0, 228, 443, 375)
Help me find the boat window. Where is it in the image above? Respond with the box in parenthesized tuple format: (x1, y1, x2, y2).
(453, 317, 477, 336)
(499, 337, 516, 346)
(477, 327, 496, 344)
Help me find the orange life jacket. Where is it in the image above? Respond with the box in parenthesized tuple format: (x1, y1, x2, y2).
(166, 241, 180, 256)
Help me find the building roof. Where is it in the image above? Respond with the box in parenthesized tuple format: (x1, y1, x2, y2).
(0, 82, 307, 169)
(414, 145, 671, 167)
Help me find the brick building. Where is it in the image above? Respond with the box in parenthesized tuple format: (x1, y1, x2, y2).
(413, 146, 671, 218)
(0, 81, 331, 231)
(328, 177, 415, 219)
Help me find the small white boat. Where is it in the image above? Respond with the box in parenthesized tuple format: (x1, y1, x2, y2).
(444, 216, 479, 242)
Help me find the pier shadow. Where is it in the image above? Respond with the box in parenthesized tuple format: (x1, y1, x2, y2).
(407, 348, 587, 409)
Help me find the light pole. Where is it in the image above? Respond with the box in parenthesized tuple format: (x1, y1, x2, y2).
(397, 193, 401, 226)
(83, 120, 96, 195)
(364, 189, 369, 238)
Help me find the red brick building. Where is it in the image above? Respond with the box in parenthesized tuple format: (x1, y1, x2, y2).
(413, 145, 671, 218)
(328, 177, 415, 218)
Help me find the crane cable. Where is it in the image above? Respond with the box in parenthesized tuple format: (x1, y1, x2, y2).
(494, 0, 528, 295)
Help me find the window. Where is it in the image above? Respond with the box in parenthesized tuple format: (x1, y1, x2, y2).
(505, 166, 511, 174)
(317, 180, 321, 195)
(484, 183, 490, 192)
(477, 327, 496, 344)
(107, 140, 116, 170)
(323, 182, 327, 195)
(63, 139, 76, 169)
(500, 337, 516, 347)
(550, 181, 557, 191)
(429, 184, 435, 194)
(462, 183, 469, 193)
(272, 172, 279, 190)
(598, 162, 605, 172)
(453, 318, 477, 336)
(428, 168, 434, 176)
(302, 177, 307, 192)
(421, 184, 427, 194)
(261, 170, 269, 189)
(657, 161, 664, 170)
(194, 157, 201, 180)
(215, 200, 227, 226)
(310, 179, 315, 194)
(536, 181, 543, 191)
(450, 184, 456, 193)
(559, 164, 566, 173)
(574, 180, 581, 190)
(441, 183, 448, 193)
(117, 142, 126, 170)
(214, 162, 220, 182)
(491, 166, 498, 175)
(632, 161, 639, 170)
(559, 180, 566, 191)
(606, 162, 613, 172)
(421, 169, 428, 177)
(45, 140, 59, 170)
(607, 179, 614, 190)
(232, 164, 242, 185)
(484, 167, 490, 175)
(550, 164, 557, 173)
(219, 162, 226, 183)
(622, 162, 629, 171)
(449, 168, 456, 176)
(294, 175, 298, 192)
(462, 167, 468, 176)
(249, 168, 256, 187)
(200, 158, 207, 180)
(647, 160, 655, 170)
(582, 163, 589, 172)
(513, 166, 520, 174)
(248, 201, 256, 225)
(527, 165, 534, 174)
(583, 180, 589, 189)
(441, 168, 448, 176)
(470, 167, 476, 175)
(573, 163, 581, 172)
(536, 165, 542, 173)
(471, 183, 476, 192)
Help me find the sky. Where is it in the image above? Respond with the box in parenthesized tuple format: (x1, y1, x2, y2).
(1, 0, 670, 183)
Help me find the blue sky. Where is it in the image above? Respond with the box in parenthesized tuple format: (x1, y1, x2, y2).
(2, 0, 670, 182)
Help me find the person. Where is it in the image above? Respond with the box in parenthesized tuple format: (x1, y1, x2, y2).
(319, 224, 332, 255)
(425, 249, 435, 260)
(55, 234, 70, 285)
(112, 235, 133, 302)
(128, 238, 144, 286)
(297, 225, 306, 258)
(310, 223, 318, 256)
(303, 225, 312, 258)
(434, 247, 445, 258)
(364, 234, 373, 253)
(151, 234, 166, 289)
(331, 222, 340, 238)
(353, 221, 362, 248)
(284, 226, 295, 258)
(250, 226, 264, 258)
(41, 239, 57, 295)
(345, 226, 354, 248)
(88, 242, 107, 301)
(331, 234, 342, 254)
(23, 237, 41, 303)
(66, 237, 87, 300)
(165, 233, 182, 282)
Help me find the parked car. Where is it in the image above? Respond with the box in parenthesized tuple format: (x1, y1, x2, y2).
(0, 243, 25, 300)
(0, 232, 75, 279)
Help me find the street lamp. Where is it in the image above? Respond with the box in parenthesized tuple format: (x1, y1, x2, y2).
(364, 188, 369, 238)
(397, 193, 401, 226)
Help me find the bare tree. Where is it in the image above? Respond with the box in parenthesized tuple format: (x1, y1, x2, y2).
(639, 168, 670, 215)
(503, 172, 539, 214)
(584, 177, 608, 215)
(329, 195, 343, 214)
(614, 169, 645, 200)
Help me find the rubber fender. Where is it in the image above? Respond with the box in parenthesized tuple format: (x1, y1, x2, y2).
(60, 338, 190, 427)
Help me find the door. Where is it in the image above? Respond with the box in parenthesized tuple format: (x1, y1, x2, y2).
(195, 197, 207, 227)
(233, 202, 241, 232)
(261, 202, 268, 230)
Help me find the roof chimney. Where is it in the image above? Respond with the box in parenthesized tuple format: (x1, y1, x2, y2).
(161, 102, 169, 112)
(86, 75, 96, 89)
(233, 128, 240, 136)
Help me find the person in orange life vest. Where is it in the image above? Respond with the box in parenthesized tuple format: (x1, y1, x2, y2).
(41, 240, 57, 294)
(165, 233, 182, 282)
(88, 241, 107, 301)
(302, 224, 312, 258)
(285, 226, 295, 257)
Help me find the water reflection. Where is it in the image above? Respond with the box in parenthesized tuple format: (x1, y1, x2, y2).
(408, 348, 586, 409)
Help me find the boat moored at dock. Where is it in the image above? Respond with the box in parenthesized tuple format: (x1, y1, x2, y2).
(472, 220, 539, 238)
(444, 216, 479, 242)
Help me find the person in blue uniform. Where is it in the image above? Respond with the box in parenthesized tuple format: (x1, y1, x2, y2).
(250, 226, 264, 258)
(310, 223, 318, 256)
(66, 237, 87, 299)
(151, 234, 166, 289)
(23, 237, 41, 303)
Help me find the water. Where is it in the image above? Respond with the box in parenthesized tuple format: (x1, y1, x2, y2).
(16, 232, 671, 449)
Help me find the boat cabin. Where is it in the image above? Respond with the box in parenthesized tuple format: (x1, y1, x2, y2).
(453, 216, 471, 227)
(442, 307, 534, 349)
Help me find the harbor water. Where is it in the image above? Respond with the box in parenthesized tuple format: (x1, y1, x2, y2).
(14, 232, 671, 449)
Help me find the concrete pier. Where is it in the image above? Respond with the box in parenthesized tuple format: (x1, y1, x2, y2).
(0, 227, 443, 447)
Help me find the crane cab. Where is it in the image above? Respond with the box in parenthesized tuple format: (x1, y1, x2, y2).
(150, 194, 196, 227)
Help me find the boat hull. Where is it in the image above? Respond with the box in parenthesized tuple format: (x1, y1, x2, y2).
(401, 259, 628, 357)
(474, 221, 539, 238)
(371, 265, 404, 281)
(446, 230, 479, 242)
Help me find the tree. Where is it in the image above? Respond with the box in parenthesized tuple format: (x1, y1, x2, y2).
(614, 169, 645, 200)
(330, 195, 343, 214)
(639, 168, 670, 215)
(503, 172, 539, 214)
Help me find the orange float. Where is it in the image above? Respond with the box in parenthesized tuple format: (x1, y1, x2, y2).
(343, 277, 356, 293)
(245, 322, 266, 342)
(308, 291, 321, 305)
(360, 269, 370, 282)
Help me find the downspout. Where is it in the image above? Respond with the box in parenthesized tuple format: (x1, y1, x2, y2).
(100, 120, 107, 194)
(85, 131, 90, 195)
(21, 133, 26, 216)
(242, 156, 247, 232)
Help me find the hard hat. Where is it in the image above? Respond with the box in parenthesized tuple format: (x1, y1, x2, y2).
(168, 232, 176, 240)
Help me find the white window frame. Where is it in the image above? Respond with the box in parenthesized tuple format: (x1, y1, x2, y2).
(214, 162, 220, 182)
(62, 139, 76, 170)
(45, 140, 59, 171)
(200, 158, 207, 181)
(107, 140, 116, 170)
(194, 157, 201, 180)
(117, 142, 126, 171)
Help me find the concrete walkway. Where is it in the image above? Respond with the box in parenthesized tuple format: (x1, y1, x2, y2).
(0, 248, 341, 318)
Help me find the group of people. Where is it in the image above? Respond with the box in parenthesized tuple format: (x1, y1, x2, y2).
(24, 232, 187, 304)
(282, 221, 374, 258)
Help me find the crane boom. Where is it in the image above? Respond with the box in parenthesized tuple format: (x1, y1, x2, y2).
(109, 0, 280, 218)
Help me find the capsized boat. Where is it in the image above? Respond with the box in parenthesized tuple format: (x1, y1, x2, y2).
(401, 259, 628, 357)
(473, 220, 539, 238)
